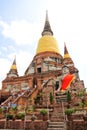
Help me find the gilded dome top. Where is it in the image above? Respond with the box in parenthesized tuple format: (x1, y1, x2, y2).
(36, 11, 60, 55)
(36, 35, 60, 54)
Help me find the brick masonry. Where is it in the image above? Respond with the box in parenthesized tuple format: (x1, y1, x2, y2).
(0, 120, 48, 130)
(0, 120, 87, 130)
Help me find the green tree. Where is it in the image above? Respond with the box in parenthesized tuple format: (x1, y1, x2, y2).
(67, 90, 71, 103)
(50, 92, 54, 103)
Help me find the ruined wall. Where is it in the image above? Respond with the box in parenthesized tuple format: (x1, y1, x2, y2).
(0, 120, 48, 130)
(67, 120, 87, 130)
(0, 120, 87, 130)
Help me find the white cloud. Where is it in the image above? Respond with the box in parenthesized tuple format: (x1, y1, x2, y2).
(0, 19, 41, 45)
(0, 19, 42, 89)
(1, 46, 8, 51)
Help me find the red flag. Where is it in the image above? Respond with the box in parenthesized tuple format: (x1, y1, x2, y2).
(61, 74, 75, 91)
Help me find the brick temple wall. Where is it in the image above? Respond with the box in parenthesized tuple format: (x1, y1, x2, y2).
(0, 120, 87, 130)
(67, 120, 87, 130)
(0, 120, 48, 130)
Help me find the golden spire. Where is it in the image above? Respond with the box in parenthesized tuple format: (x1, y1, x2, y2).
(41, 10, 53, 36)
(64, 42, 70, 58)
(7, 56, 19, 77)
(11, 56, 17, 70)
(36, 11, 60, 54)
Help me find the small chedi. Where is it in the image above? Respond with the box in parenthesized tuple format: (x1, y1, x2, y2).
(0, 11, 86, 130)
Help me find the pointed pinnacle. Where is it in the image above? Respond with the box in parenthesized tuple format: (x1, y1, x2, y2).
(42, 11, 53, 36)
(64, 42, 70, 58)
(11, 56, 17, 70)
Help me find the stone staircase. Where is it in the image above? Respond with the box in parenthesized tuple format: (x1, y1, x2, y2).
(50, 111, 64, 122)
(47, 92, 67, 130)
(56, 92, 67, 103)
(47, 121, 65, 130)
(1, 88, 35, 107)
(48, 103, 66, 129)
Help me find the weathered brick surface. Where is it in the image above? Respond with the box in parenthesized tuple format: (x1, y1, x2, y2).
(1, 119, 87, 130)
(67, 120, 86, 130)
(72, 120, 84, 130)
(84, 122, 87, 130)
(0, 120, 48, 130)
(0, 120, 5, 129)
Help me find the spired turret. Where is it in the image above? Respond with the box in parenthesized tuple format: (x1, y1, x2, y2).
(64, 42, 70, 58)
(63, 43, 78, 75)
(7, 57, 19, 78)
(63, 43, 74, 65)
(36, 11, 60, 55)
(25, 11, 63, 75)
(41, 10, 53, 36)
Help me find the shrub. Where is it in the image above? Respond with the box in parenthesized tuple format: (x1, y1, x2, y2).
(0, 108, 3, 113)
(65, 108, 75, 115)
(40, 109, 47, 116)
(6, 113, 14, 120)
(50, 92, 54, 103)
(16, 112, 25, 119)
(67, 91, 71, 102)
(78, 91, 84, 97)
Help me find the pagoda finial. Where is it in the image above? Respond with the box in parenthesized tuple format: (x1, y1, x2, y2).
(42, 11, 53, 36)
(7, 56, 19, 77)
(64, 42, 70, 58)
(12, 55, 16, 66)
(63, 42, 74, 66)
(46, 10, 49, 21)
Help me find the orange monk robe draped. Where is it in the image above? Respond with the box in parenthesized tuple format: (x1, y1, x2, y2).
(61, 74, 75, 91)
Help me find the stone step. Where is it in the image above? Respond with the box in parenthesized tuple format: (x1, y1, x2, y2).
(51, 119, 64, 122)
(56, 95, 67, 99)
(49, 122, 64, 125)
(51, 115, 64, 119)
(56, 97, 67, 99)
(51, 113, 64, 117)
(47, 122, 65, 130)
(52, 112, 64, 115)
(49, 123, 64, 128)
(47, 128, 65, 130)
(56, 93, 67, 96)
(56, 98, 67, 103)
(50, 111, 65, 122)
(48, 122, 65, 126)
(49, 125, 64, 128)
(56, 95, 67, 97)
(56, 97, 67, 100)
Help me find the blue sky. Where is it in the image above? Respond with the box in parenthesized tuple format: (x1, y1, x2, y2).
(0, 0, 87, 89)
